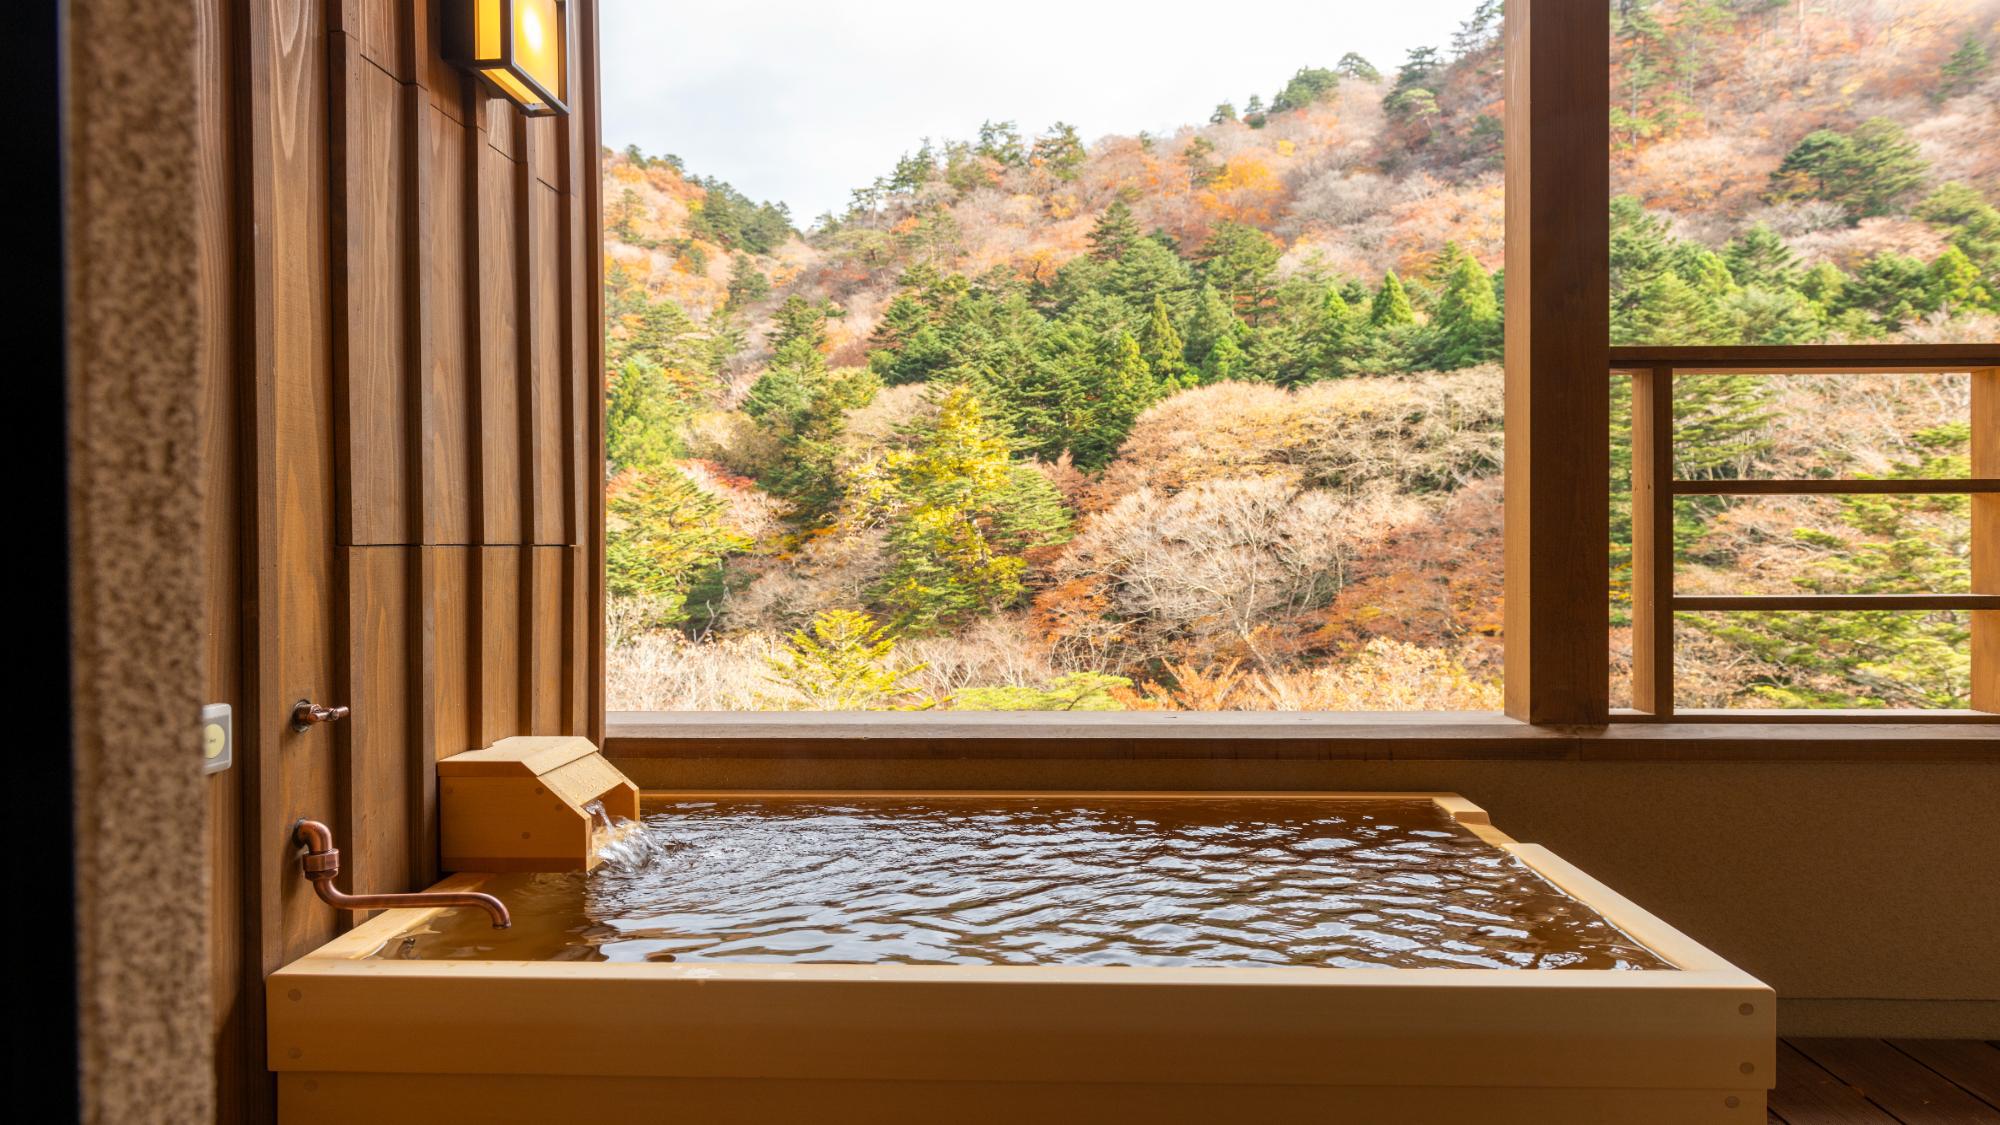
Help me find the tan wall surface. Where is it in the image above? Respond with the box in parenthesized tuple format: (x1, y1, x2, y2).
(612, 755, 2000, 1037)
(66, 0, 212, 1120)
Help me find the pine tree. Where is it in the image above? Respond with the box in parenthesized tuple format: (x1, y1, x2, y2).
(1939, 34, 1991, 99)
(1313, 285, 1360, 375)
(1369, 271, 1416, 328)
(1336, 53, 1380, 82)
(1197, 222, 1281, 321)
(1088, 201, 1142, 261)
(1424, 254, 1501, 369)
(1270, 67, 1341, 113)
(1139, 296, 1191, 389)
(1927, 245, 1990, 312)
(724, 253, 770, 310)
(1768, 119, 1929, 221)
(766, 610, 930, 710)
(874, 387, 1045, 632)
(1074, 332, 1157, 470)
(1030, 122, 1086, 181)
(1209, 102, 1238, 125)
(605, 468, 748, 624)
(1917, 183, 2000, 282)
(1182, 135, 1221, 187)
(1723, 224, 1800, 290)
(605, 359, 688, 475)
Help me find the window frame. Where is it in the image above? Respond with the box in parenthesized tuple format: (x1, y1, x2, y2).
(599, 0, 1999, 753)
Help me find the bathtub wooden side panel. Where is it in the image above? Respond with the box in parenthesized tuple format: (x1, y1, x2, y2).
(267, 962, 1772, 1093)
(277, 1072, 1763, 1125)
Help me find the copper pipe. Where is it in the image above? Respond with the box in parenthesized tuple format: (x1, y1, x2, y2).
(293, 820, 511, 928)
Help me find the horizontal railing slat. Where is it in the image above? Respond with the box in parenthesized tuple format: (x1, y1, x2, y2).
(1670, 478, 1999, 496)
(1610, 344, 2000, 373)
(1673, 594, 1999, 612)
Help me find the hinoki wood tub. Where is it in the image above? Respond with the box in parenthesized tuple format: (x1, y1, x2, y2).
(267, 792, 1775, 1124)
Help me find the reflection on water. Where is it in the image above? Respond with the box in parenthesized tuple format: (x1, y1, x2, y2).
(380, 798, 1669, 970)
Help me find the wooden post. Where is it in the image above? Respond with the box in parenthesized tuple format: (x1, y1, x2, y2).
(1973, 367, 1996, 713)
(1630, 368, 1675, 718)
(1504, 0, 1612, 724)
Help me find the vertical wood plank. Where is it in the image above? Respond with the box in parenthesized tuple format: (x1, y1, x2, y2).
(428, 546, 475, 760)
(476, 138, 523, 543)
(423, 103, 474, 543)
(343, 548, 416, 904)
(244, 0, 340, 967)
(531, 181, 567, 544)
(477, 546, 524, 745)
(516, 122, 545, 547)
(1502, 0, 1612, 724)
(531, 546, 567, 728)
(578, 0, 607, 745)
(194, 0, 252, 1113)
(566, 544, 587, 735)
(1973, 368, 1996, 713)
(330, 38, 413, 545)
(1630, 367, 1675, 718)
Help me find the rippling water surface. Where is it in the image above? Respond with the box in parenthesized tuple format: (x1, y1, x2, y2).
(379, 798, 1668, 970)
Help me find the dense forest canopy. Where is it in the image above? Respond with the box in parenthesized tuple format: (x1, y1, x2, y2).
(602, 0, 1998, 712)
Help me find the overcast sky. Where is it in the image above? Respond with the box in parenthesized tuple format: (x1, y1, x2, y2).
(600, 0, 1479, 220)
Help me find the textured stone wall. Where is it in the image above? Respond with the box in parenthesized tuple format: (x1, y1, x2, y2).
(65, 0, 213, 1119)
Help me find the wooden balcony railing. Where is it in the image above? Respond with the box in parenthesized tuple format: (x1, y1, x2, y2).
(1609, 344, 2000, 723)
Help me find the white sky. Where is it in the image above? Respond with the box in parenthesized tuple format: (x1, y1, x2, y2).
(600, 0, 1479, 220)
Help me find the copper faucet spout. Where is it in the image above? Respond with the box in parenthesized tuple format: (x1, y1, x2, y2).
(292, 819, 511, 928)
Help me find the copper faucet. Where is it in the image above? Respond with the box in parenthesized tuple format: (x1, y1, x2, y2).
(293, 820, 511, 928)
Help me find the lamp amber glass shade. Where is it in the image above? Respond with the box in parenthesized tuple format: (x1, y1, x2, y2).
(460, 0, 568, 117)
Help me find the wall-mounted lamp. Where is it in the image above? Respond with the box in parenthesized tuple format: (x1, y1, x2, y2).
(445, 0, 570, 117)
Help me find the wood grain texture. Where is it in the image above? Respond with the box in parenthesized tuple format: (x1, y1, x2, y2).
(1675, 595, 2000, 612)
(1769, 1041, 1898, 1124)
(200, 5, 603, 1118)
(1673, 478, 2000, 496)
(1610, 345, 2000, 373)
(1503, 0, 1611, 724)
(475, 138, 523, 543)
(1631, 367, 1674, 718)
(331, 38, 414, 545)
(1973, 369, 1995, 714)
(1789, 1038, 1997, 1123)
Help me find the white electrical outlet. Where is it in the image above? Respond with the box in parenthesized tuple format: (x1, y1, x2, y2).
(201, 703, 232, 775)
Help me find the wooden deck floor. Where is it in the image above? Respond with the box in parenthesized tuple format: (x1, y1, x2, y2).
(1772, 1039, 2000, 1123)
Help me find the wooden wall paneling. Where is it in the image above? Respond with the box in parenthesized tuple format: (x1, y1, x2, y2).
(196, 0, 252, 1113)
(419, 3, 468, 121)
(578, 0, 606, 745)
(424, 103, 474, 542)
(516, 125, 545, 546)
(1502, 0, 1611, 724)
(487, 96, 523, 161)
(331, 36, 414, 545)
(1974, 368, 1996, 713)
(428, 546, 476, 761)
(529, 116, 562, 190)
(567, 544, 588, 735)
(478, 546, 525, 745)
(1629, 367, 1674, 717)
(532, 180, 567, 544)
(331, 0, 406, 80)
(476, 137, 524, 543)
(240, 0, 342, 974)
(342, 547, 417, 905)
(532, 546, 568, 729)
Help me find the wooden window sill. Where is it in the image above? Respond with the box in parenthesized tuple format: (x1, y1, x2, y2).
(604, 710, 1998, 764)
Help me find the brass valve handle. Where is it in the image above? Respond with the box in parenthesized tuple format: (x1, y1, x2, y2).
(290, 700, 352, 733)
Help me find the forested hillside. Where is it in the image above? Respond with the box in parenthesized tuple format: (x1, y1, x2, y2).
(603, 0, 1999, 712)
